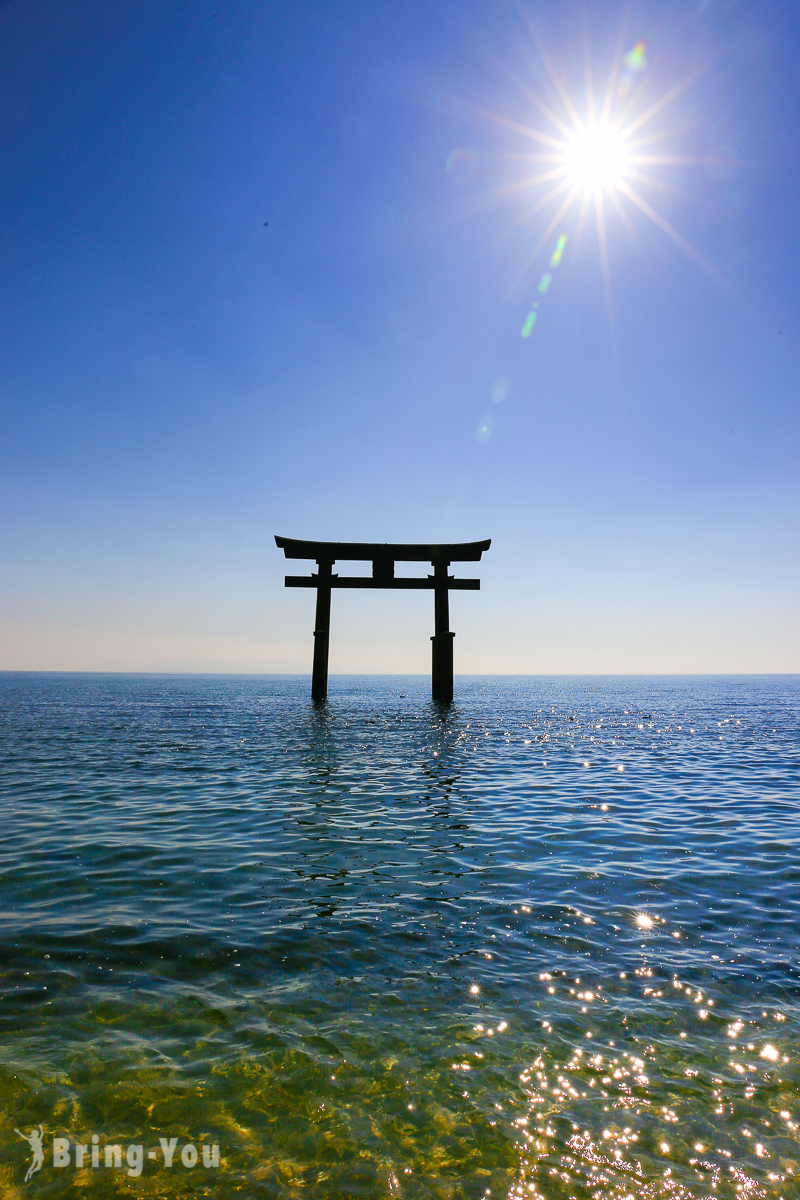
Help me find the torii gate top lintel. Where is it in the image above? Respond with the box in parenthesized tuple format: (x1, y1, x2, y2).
(274, 536, 491, 566)
(275, 535, 491, 703)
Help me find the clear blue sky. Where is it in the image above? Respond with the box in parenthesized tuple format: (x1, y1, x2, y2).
(1, 0, 798, 672)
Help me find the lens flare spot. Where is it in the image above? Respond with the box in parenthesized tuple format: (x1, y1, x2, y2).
(475, 415, 494, 443)
(446, 148, 478, 184)
(549, 234, 567, 268)
(491, 375, 511, 403)
(617, 41, 648, 99)
(624, 40, 647, 72)
(521, 310, 538, 338)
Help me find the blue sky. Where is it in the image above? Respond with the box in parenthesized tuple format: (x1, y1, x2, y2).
(1, 0, 798, 672)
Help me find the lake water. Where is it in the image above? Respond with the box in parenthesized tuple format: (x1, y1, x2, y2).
(1, 673, 798, 1198)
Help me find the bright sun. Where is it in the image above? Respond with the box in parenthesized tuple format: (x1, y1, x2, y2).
(562, 124, 630, 192)
(470, 27, 719, 309)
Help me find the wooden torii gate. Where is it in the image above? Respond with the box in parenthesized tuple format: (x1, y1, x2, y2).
(275, 536, 491, 703)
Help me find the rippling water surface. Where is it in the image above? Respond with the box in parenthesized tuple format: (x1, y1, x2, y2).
(1, 673, 799, 1198)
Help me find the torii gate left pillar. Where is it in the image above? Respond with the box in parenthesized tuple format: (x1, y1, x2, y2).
(311, 558, 333, 702)
(275, 537, 491, 703)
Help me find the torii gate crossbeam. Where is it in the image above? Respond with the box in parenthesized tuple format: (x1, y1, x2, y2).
(275, 536, 491, 703)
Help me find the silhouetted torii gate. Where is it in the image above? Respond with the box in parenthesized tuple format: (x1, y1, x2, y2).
(275, 536, 491, 703)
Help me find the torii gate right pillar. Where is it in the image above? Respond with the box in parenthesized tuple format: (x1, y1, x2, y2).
(431, 561, 455, 703)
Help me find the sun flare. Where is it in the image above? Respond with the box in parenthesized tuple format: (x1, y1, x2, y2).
(466, 24, 720, 323)
(561, 123, 631, 192)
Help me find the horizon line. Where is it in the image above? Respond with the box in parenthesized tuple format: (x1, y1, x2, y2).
(1, 670, 797, 679)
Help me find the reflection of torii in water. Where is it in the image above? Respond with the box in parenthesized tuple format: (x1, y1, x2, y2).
(15, 1126, 44, 1182)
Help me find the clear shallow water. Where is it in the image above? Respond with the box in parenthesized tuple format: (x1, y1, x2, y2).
(0, 673, 798, 1198)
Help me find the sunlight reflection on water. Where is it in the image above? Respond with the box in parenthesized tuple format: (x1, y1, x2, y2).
(0, 673, 798, 1197)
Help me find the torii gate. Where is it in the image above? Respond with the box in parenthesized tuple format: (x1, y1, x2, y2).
(275, 536, 491, 703)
